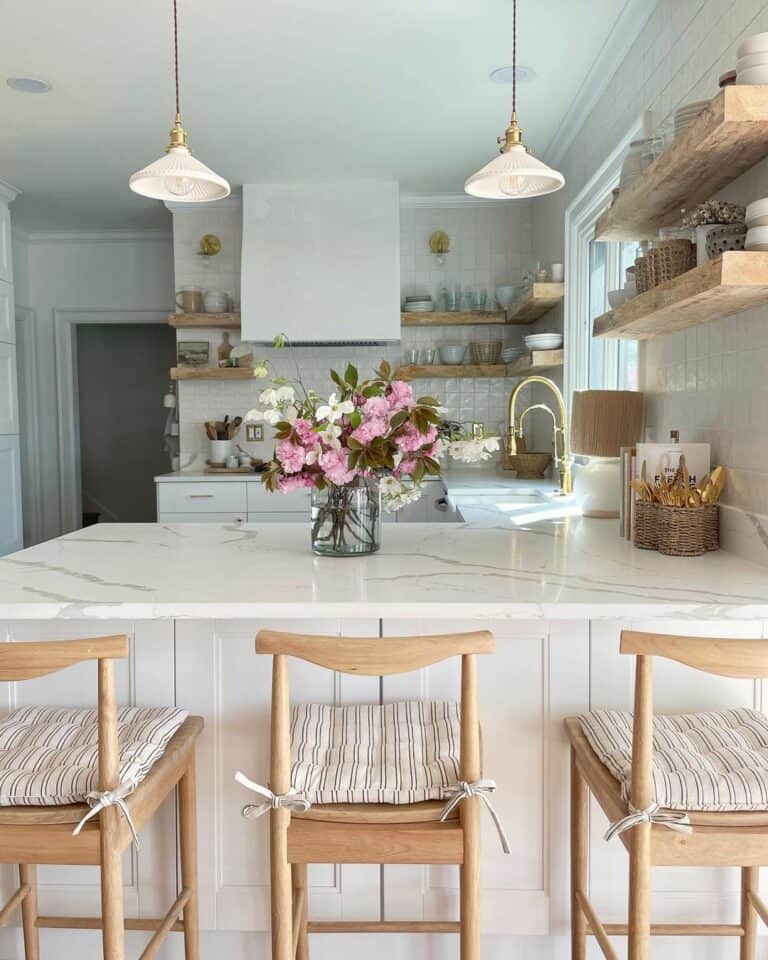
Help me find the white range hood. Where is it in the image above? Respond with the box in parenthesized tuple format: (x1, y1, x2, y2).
(240, 181, 401, 343)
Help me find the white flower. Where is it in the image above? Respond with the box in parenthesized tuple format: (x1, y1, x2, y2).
(316, 392, 355, 423)
(263, 409, 281, 426)
(283, 404, 298, 424)
(380, 476, 424, 512)
(259, 387, 280, 407)
(316, 422, 342, 449)
(275, 385, 295, 404)
(252, 364, 269, 379)
(245, 408, 264, 423)
(448, 436, 500, 463)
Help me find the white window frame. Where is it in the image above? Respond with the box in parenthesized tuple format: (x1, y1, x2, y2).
(563, 114, 646, 403)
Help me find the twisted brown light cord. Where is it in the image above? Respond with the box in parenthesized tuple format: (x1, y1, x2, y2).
(512, 0, 517, 115)
(173, 0, 181, 116)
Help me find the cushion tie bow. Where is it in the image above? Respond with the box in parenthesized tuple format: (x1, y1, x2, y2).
(72, 783, 140, 849)
(440, 779, 510, 854)
(605, 801, 692, 842)
(235, 771, 311, 819)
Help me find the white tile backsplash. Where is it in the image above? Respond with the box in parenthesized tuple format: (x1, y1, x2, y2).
(172, 200, 536, 465)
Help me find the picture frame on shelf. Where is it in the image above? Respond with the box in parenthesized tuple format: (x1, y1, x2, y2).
(177, 341, 210, 367)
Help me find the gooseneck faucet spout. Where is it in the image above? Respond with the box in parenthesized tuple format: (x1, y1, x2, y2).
(507, 375, 573, 495)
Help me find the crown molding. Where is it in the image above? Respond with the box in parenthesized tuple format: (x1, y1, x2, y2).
(164, 190, 242, 213)
(0, 178, 20, 204)
(544, 0, 660, 168)
(12, 228, 171, 245)
(399, 192, 511, 208)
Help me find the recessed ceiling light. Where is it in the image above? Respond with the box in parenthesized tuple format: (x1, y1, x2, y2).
(6, 77, 52, 94)
(489, 65, 535, 84)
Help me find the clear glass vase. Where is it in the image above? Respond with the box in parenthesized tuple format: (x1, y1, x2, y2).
(310, 479, 381, 557)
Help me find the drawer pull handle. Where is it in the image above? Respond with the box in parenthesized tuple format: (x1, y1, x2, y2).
(187, 494, 215, 499)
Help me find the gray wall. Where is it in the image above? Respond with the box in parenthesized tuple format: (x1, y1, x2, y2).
(76, 323, 176, 523)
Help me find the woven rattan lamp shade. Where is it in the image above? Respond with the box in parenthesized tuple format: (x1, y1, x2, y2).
(570, 390, 645, 457)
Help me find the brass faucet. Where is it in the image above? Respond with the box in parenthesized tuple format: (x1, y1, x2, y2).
(507, 375, 573, 495)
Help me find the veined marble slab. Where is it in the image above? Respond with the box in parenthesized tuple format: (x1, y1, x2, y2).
(1, 517, 767, 621)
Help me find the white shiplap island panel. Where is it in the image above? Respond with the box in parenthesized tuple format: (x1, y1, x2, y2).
(0, 523, 767, 959)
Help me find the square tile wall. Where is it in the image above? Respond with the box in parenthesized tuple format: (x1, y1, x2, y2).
(173, 200, 537, 465)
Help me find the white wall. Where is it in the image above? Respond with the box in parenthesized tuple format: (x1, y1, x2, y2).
(532, 0, 768, 562)
(12, 231, 174, 541)
(172, 198, 537, 466)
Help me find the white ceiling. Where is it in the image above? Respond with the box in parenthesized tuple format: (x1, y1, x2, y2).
(3, 0, 640, 230)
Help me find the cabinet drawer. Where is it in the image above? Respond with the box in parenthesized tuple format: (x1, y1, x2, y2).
(156, 481, 247, 514)
(157, 512, 245, 524)
(247, 481, 310, 512)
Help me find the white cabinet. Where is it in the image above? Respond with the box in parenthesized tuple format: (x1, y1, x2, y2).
(0, 204, 10, 284)
(156, 478, 310, 522)
(157, 480, 248, 515)
(0, 435, 22, 555)
(0, 341, 18, 436)
(241, 182, 401, 342)
(0, 281, 13, 343)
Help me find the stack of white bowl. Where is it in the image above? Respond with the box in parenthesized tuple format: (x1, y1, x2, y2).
(673, 100, 709, 138)
(403, 295, 433, 312)
(502, 345, 525, 363)
(745, 198, 768, 250)
(737, 33, 768, 84)
(523, 332, 563, 352)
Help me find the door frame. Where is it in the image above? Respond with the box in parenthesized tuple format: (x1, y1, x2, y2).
(54, 308, 168, 534)
(15, 305, 43, 546)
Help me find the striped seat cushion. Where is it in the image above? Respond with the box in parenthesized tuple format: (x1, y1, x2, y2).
(290, 701, 461, 804)
(580, 708, 768, 812)
(0, 706, 188, 806)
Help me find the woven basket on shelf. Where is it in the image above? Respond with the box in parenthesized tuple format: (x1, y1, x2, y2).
(634, 256, 650, 294)
(647, 239, 695, 288)
(657, 503, 719, 557)
(633, 501, 659, 550)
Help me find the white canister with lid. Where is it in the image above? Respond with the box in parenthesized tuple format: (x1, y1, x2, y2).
(203, 290, 229, 313)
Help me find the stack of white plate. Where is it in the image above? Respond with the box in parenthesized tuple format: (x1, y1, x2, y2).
(523, 333, 563, 352)
(502, 346, 526, 362)
(737, 33, 768, 84)
(403, 295, 433, 312)
(673, 100, 709, 138)
(745, 197, 768, 250)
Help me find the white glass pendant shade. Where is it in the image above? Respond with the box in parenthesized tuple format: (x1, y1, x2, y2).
(465, 144, 564, 199)
(129, 146, 230, 202)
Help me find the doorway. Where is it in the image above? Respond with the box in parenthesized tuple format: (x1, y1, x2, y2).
(75, 323, 176, 526)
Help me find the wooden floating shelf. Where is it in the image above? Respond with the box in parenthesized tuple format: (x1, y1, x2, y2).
(401, 310, 506, 326)
(395, 350, 563, 379)
(595, 86, 768, 241)
(168, 312, 241, 329)
(170, 366, 259, 380)
(593, 252, 768, 340)
(504, 283, 565, 322)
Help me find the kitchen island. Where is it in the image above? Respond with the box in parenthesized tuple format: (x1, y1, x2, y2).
(1, 508, 767, 960)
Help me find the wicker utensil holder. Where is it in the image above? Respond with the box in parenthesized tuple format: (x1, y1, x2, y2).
(657, 503, 719, 557)
(647, 239, 695, 288)
(634, 256, 650, 294)
(633, 501, 659, 549)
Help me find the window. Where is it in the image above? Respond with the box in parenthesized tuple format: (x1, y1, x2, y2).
(564, 118, 643, 404)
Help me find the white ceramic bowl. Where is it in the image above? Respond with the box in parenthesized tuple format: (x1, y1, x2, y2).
(746, 197, 768, 227)
(737, 65, 768, 85)
(737, 52, 768, 70)
(439, 344, 467, 364)
(746, 226, 768, 250)
(738, 32, 768, 57)
(624, 280, 638, 299)
(608, 289, 628, 309)
(524, 334, 563, 351)
(494, 283, 527, 308)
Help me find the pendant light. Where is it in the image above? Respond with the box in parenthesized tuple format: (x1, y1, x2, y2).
(465, 0, 564, 200)
(129, 0, 230, 203)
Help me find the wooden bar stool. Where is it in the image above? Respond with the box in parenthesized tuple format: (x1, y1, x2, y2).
(565, 630, 768, 960)
(0, 635, 203, 960)
(239, 628, 500, 960)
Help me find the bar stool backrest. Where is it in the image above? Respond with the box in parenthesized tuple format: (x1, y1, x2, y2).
(255, 629, 494, 798)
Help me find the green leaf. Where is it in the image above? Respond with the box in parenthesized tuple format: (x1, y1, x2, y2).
(416, 396, 439, 407)
(413, 461, 425, 482)
(362, 383, 383, 398)
(349, 410, 362, 429)
(423, 457, 441, 475)
(346, 437, 362, 450)
(390, 410, 409, 429)
(345, 363, 359, 389)
(378, 359, 391, 380)
(330, 369, 345, 390)
(273, 333, 286, 349)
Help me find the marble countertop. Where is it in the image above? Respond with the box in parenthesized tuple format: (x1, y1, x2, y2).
(1, 509, 767, 621)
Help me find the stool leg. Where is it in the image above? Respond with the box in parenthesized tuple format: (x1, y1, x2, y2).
(19, 864, 39, 960)
(570, 750, 588, 960)
(271, 807, 293, 960)
(179, 755, 200, 960)
(627, 821, 651, 960)
(99, 806, 126, 960)
(292, 863, 309, 960)
(741, 866, 759, 960)
(460, 797, 481, 960)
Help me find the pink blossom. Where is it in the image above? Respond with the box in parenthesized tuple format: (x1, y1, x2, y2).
(278, 474, 314, 493)
(319, 448, 357, 486)
(394, 422, 436, 453)
(387, 380, 414, 412)
(424, 438, 443, 459)
(351, 416, 389, 445)
(395, 457, 418, 478)
(276, 440, 306, 474)
(363, 396, 390, 418)
(293, 418, 316, 445)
